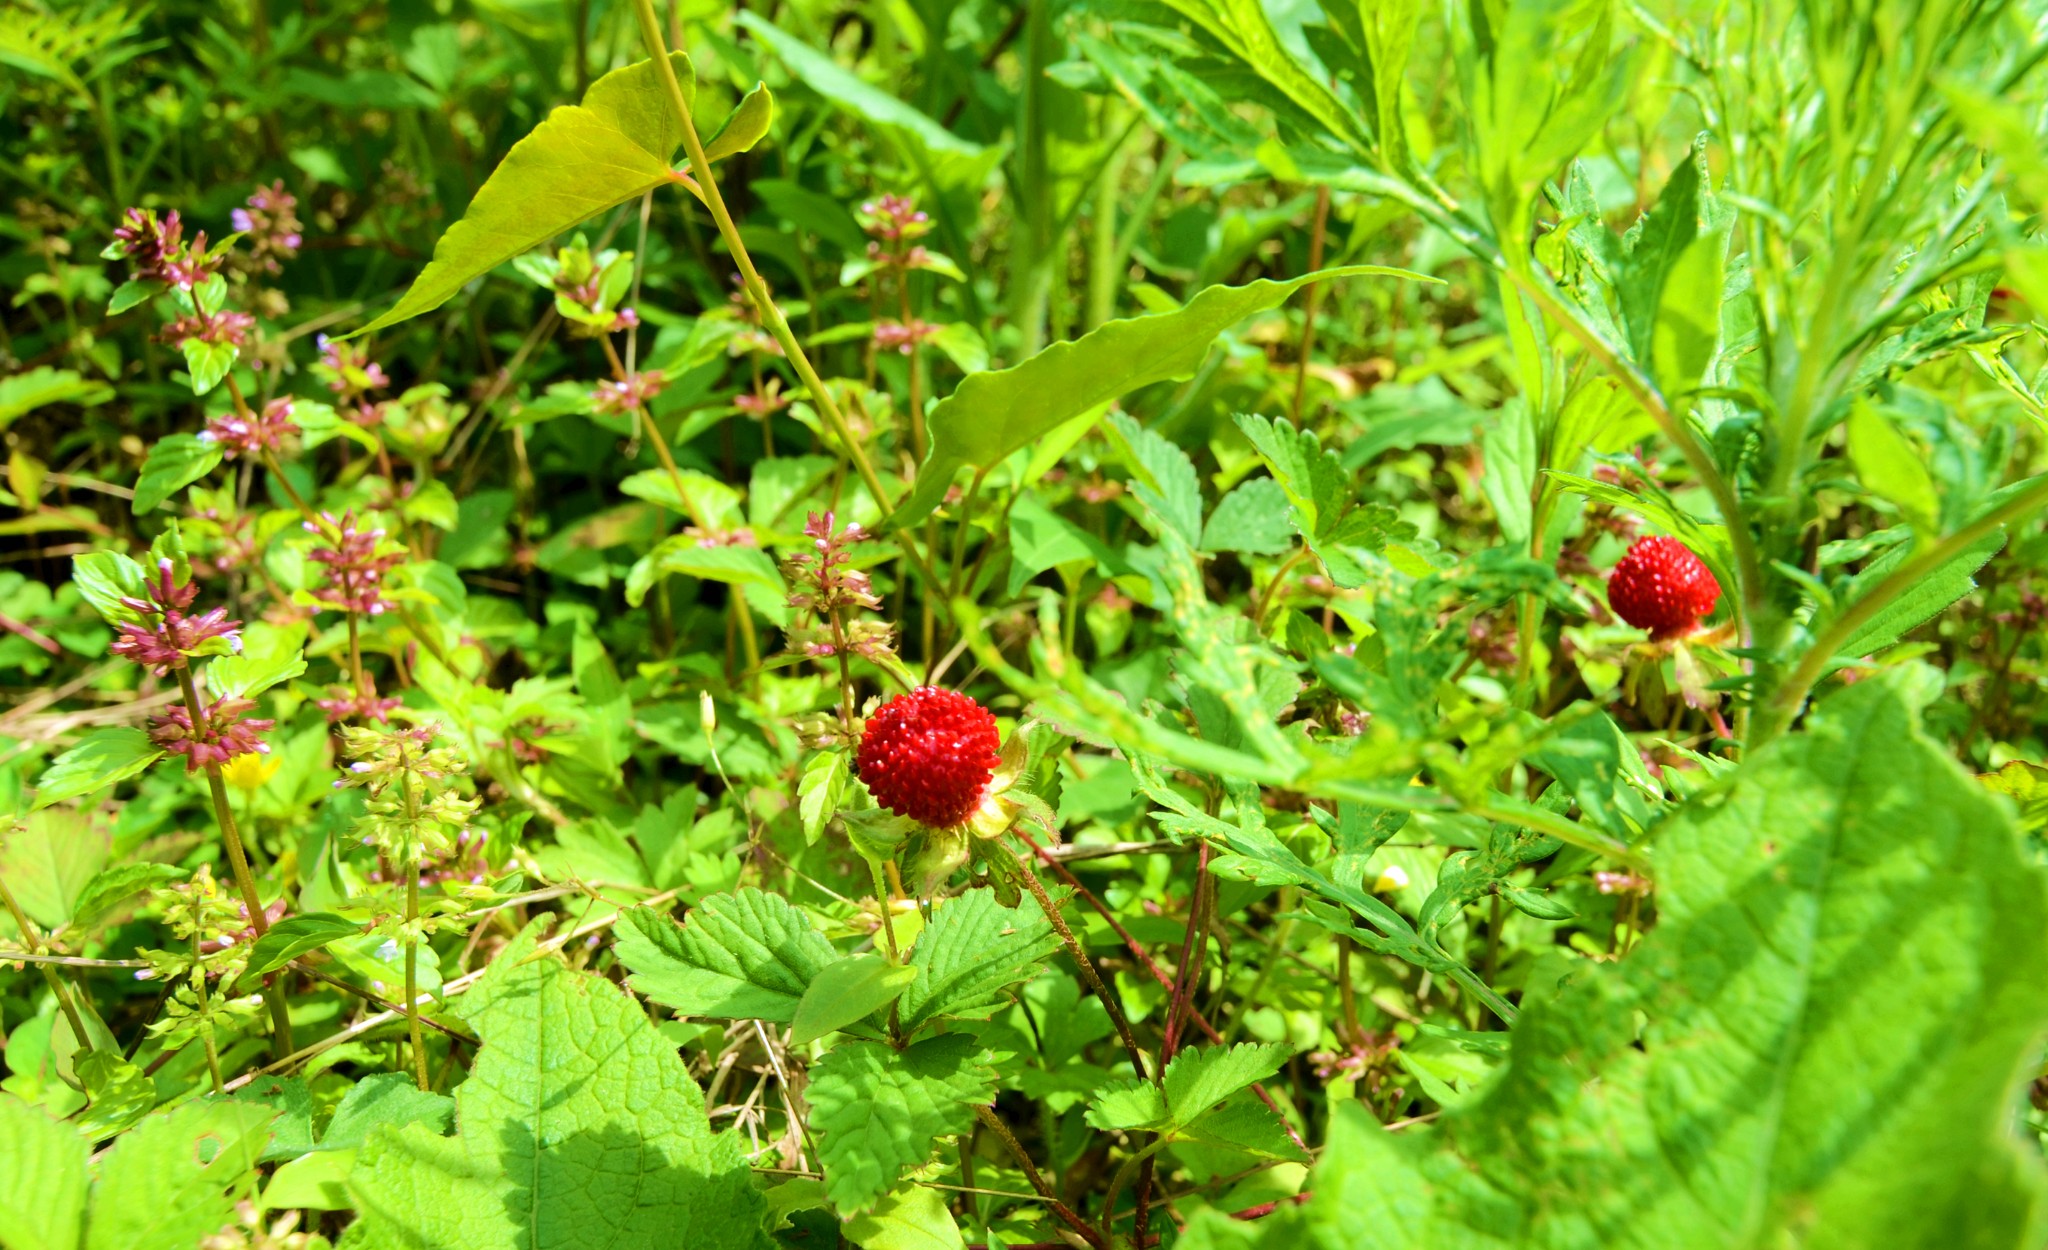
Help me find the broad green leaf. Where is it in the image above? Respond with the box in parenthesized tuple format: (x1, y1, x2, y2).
(0, 366, 113, 430)
(0, 1094, 86, 1250)
(178, 338, 236, 396)
(348, 926, 767, 1249)
(72, 1052, 157, 1140)
(625, 539, 784, 608)
(348, 53, 695, 340)
(130, 433, 222, 515)
(1188, 675, 2048, 1250)
(319, 1072, 455, 1152)
(1006, 493, 1117, 596)
(1163, 1041, 1291, 1124)
(842, 1184, 966, 1250)
(1151, 0, 1368, 154)
(704, 82, 773, 162)
(1202, 477, 1295, 556)
(70, 550, 150, 627)
(899, 888, 1060, 1030)
(1845, 402, 1939, 530)
(613, 889, 841, 1023)
(64, 861, 186, 933)
(32, 728, 163, 812)
(1233, 413, 1350, 541)
(206, 620, 308, 701)
(239, 912, 364, 982)
(891, 267, 1431, 525)
(735, 14, 997, 189)
(0, 810, 108, 934)
(262, 1148, 357, 1211)
(86, 1100, 277, 1250)
(790, 953, 917, 1045)
(808, 1034, 995, 1213)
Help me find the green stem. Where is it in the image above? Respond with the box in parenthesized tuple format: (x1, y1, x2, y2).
(400, 752, 430, 1090)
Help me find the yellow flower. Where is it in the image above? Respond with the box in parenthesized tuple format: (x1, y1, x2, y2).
(222, 751, 281, 792)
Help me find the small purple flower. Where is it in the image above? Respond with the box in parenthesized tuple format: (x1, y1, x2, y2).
(873, 319, 935, 355)
(232, 180, 302, 275)
(306, 511, 403, 616)
(316, 677, 402, 724)
(201, 398, 299, 459)
(149, 695, 274, 773)
(314, 335, 390, 401)
(109, 559, 243, 674)
(592, 370, 667, 416)
(162, 309, 254, 348)
(785, 512, 879, 615)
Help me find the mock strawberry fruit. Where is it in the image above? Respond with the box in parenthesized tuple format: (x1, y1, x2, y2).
(1607, 535, 1720, 639)
(856, 686, 1002, 827)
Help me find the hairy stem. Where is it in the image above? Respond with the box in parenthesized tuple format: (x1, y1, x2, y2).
(972, 1103, 1110, 1250)
(1013, 848, 1151, 1083)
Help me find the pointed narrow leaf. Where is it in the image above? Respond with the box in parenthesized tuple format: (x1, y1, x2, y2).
(32, 728, 163, 811)
(890, 266, 1431, 526)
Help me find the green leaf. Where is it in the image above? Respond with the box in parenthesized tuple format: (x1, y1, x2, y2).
(891, 267, 1431, 526)
(0, 366, 113, 430)
(320, 1072, 455, 1152)
(0, 1093, 86, 1250)
(899, 888, 1060, 1030)
(1109, 411, 1203, 545)
(614, 889, 841, 1023)
(348, 53, 695, 340)
(1617, 139, 1704, 366)
(71, 550, 150, 627)
(735, 14, 997, 190)
(178, 338, 236, 396)
(0, 810, 107, 931)
(1649, 228, 1726, 402)
(1202, 477, 1295, 556)
(1006, 493, 1117, 596)
(262, 1148, 357, 1211)
(32, 728, 163, 812)
(1846, 402, 1939, 530)
(790, 953, 917, 1045)
(842, 1184, 966, 1250)
(239, 912, 363, 982)
(1832, 530, 2005, 659)
(206, 620, 308, 700)
(625, 539, 785, 608)
(808, 1034, 995, 1213)
(1232, 413, 1350, 541)
(65, 862, 186, 933)
(799, 750, 849, 846)
(86, 1100, 277, 1250)
(1163, 1042, 1291, 1124)
(131, 433, 224, 515)
(704, 82, 773, 162)
(348, 926, 768, 1249)
(1193, 675, 2048, 1250)
(72, 1052, 157, 1140)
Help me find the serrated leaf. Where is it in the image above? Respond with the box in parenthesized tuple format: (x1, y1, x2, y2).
(625, 538, 785, 608)
(1235, 413, 1350, 541)
(319, 1072, 454, 1152)
(1084, 1078, 1166, 1131)
(348, 926, 767, 1249)
(239, 913, 363, 983)
(790, 953, 916, 1045)
(1177, 1095, 1311, 1162)
(1109, 411, 1202, 544)
(347, 53, 695, 340)
(808, 1034, 995, 1213)
(1163, 1041, 1291, 1125)
(613, 889, 841, 1023)
(704, 82, 773, 162)
(799, 750, 849, 846)
(131, 433, 223, 515)
(1202, 476, 1295, 556)
(899, 888, 1060, 1030)
(1192, 676, 2048, 1250)
(32, 728, 163, 811)
(1832, 529, 2005, 659)
(71, 550, 149, 627)
(891, 267, 1432, 526)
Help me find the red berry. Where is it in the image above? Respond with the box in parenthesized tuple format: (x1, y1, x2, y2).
(856, 687, 1001, 827)
(1606, 536, 1720, 639)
